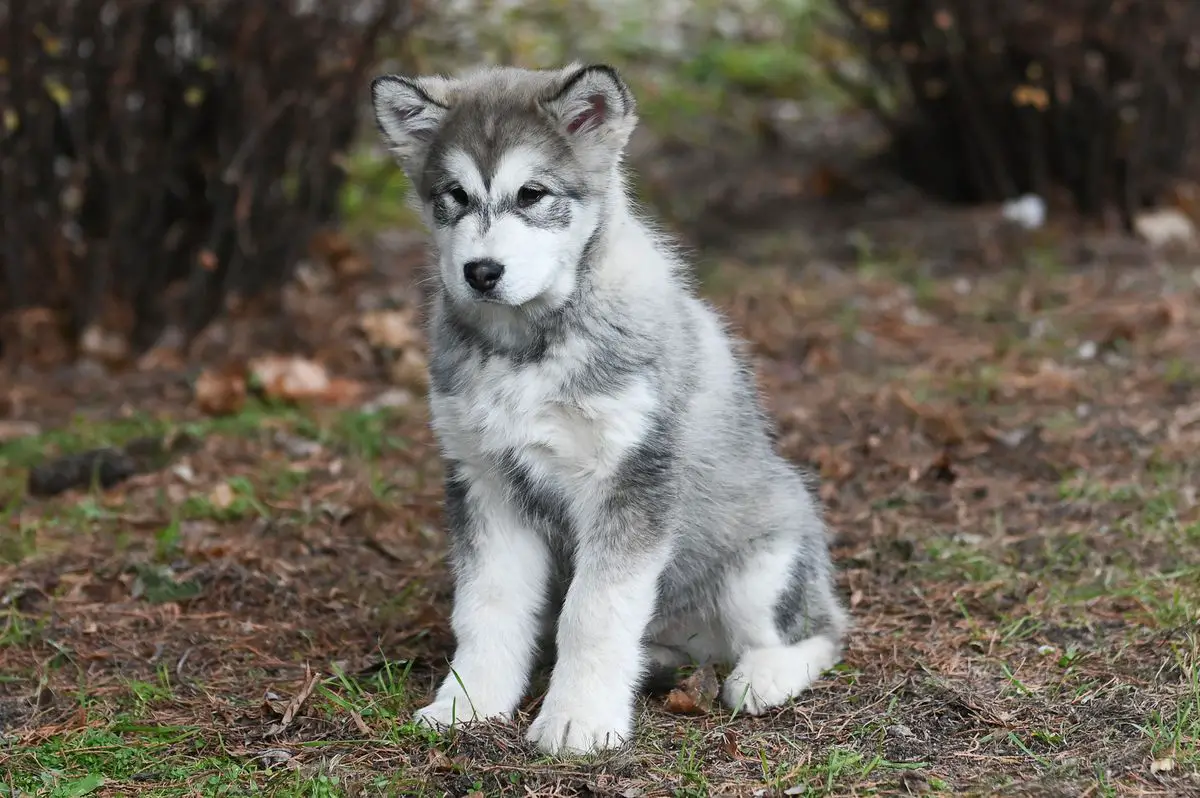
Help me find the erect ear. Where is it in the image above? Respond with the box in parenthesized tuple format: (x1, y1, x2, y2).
(542, 64, 638, 167)
(370, 74, 452, 174)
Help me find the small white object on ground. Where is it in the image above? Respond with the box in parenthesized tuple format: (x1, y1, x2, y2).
(1001, 194, 1047, 230)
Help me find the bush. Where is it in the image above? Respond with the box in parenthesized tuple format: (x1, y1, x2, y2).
(830, 0, 1200, 225)
(0, 0, 418, 364)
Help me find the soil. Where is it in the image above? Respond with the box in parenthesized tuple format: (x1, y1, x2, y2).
(2, 126, 1200, 797)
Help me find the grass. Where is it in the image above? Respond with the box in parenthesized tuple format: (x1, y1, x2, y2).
(3, 248, 1200, 796)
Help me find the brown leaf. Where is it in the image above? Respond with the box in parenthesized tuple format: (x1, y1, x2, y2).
(249, 355, 365, 406)
(719, 728, 741, 757)
(194, 366, 248, 416)
(209, 482, 235, 511)
(387, 347, 430, 390)
(892, 387, 969, 445)
(79, 324, 130, 365)
(663, 665, 719, 715)
(349, 709, 372, 736)
(812, 443, 855, 482)
(252, 355, 328, 398)
(261, 692, 285, 720)
(310, 229, 370, 279)
(268, 665, 320, 736)
(1150, 755, 1175, 774)
(426, 748, 455, 772)
(1006, 361, 1083, 400)
(360, 309, 419, 351)
(335, 254, 370, 279)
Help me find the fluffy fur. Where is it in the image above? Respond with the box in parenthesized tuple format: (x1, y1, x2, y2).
(370, 63, 849, 756)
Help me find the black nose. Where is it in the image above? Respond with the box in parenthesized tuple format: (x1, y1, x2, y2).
(463, 259, 504, 293)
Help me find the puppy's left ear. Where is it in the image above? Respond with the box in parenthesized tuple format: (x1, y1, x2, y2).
(542, 64, 638, 168)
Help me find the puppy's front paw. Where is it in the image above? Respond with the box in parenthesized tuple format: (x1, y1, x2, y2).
(526, 700, 631, 756)
(412, 698, 465, 730)
(413, 696, 508, 730)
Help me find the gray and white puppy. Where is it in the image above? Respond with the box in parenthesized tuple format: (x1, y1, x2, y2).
(370, 63, 849, 756)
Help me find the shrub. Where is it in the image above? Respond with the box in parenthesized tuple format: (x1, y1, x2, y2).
(0, 0, 418, 365)
(830, 0, 1200, 225)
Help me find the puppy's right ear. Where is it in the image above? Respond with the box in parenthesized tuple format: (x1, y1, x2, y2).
(371, 75, 450, 173)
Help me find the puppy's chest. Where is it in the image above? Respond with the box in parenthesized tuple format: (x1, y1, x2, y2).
(433, 359, 655, 482)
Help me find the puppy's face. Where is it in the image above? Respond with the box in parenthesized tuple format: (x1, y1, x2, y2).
(370, 64, 638, 314)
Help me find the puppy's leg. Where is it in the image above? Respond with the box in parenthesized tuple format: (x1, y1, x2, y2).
(718, 522, 847, 716)
(414, 465, 551, 729)
(525, 540, 667, 755)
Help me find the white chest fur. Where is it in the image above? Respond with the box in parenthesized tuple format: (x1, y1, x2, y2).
(430, 350, 657, 490)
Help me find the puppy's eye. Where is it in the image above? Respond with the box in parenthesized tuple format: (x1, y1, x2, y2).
(516, 184, 547, 208)
(448, 186, 469, 205)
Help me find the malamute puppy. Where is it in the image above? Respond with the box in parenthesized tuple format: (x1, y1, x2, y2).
(369, 63, 849, 756)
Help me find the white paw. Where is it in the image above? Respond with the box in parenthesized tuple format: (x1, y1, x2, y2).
(526, 702, 632, 755)
(722, 637, 837, 715)
(413, 696, 508, 730)
(722, 662, 788, 715)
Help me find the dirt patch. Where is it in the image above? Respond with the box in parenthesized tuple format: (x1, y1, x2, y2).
(3, 188, 1200, 795)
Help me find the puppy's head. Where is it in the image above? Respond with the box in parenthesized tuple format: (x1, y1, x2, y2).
(370, 64, 637, 313)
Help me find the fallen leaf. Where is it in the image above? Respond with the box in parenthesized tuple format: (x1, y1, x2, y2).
(892, 387, 969, 445)
(387, 347, 429, 389)
(663, 665, 719, 715)
(79, 324, 130, 364)
(194, 366, 248, 416)
(309, 228, 371, 280)
(900, 771, 932, 794)
(426, 748, 455, 771)
(719, 728, 740, 757)
(1150, 756, 1175, 774)
(209, 482, 235, 511)
(811, 443, 855, 482)
(249, 355, 365, 406)
(360, 309, 419, 350)
(267, 665, 320, 736)
(349, 710, 372, 736)
(252, 355, 328, 397)
(335, 253, 370, 279)
(254, 748, 294, 768)
(1006, 361, 1084, 400)
(261, 692, 285, 720)
(362, 388, 415, 413)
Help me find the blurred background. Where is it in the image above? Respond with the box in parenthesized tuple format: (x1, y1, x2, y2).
(3, 0, 1200, 370)
(2, 2, 1199, 795)
(7, 0, 1200, 373)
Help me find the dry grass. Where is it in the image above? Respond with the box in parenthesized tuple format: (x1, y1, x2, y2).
(2, 225, 1199, 797)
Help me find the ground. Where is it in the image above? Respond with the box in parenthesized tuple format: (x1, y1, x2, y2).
(3, 159, 1200, 796)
